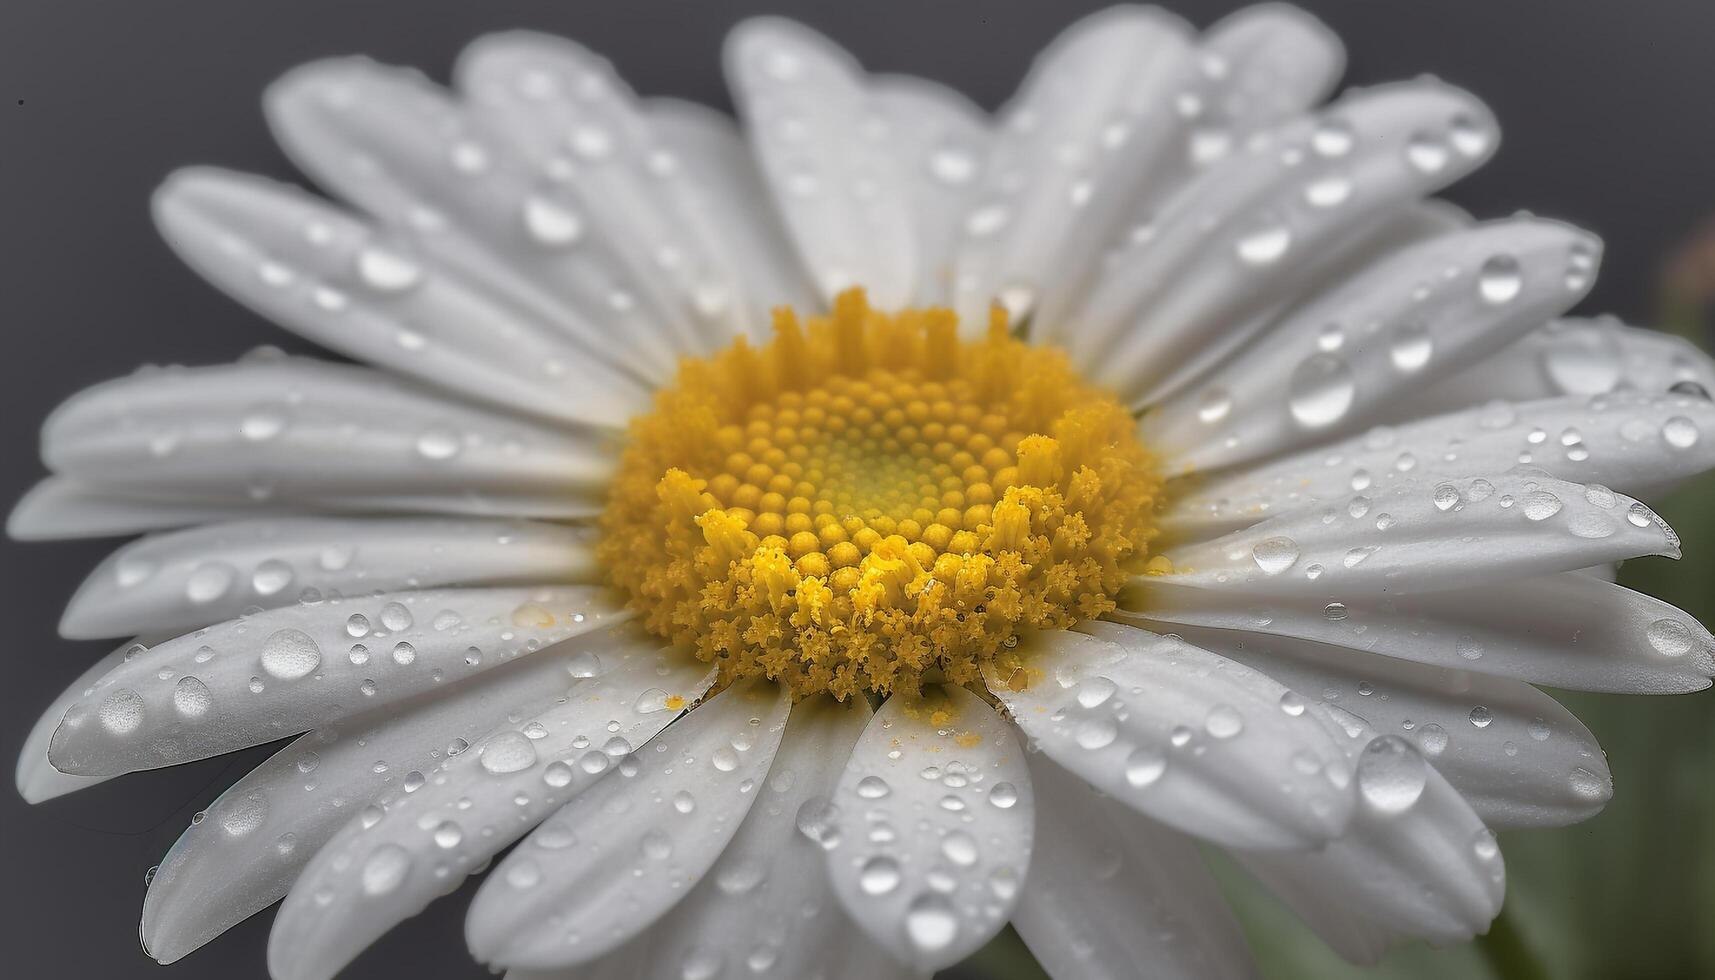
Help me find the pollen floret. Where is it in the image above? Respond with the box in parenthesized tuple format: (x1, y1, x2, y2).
(599, 290, 1164, 699)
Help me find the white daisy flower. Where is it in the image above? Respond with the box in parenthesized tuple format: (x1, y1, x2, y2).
(14, 5, 1715, 979)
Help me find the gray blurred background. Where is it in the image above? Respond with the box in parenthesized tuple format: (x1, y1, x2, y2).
(2, 2, 1711, 977)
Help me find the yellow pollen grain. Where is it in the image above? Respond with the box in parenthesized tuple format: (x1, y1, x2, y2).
(598, 289, 1164, 700)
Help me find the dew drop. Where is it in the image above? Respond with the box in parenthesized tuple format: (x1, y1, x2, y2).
(522, 196, 584, 247)
(1124, 746, 1167, 788)
(1288, 354, 1356, 428)
(260, 628, 322, 680)
(904, 894, 960, 954)
(859, 855, 901, 895)
(1356, 735, 1428, 813)
(1477, 255, 1523, 304)
(480, 731, 538, 775)
(355, 246, 422, 293)
(360, 844, 411, 895)
(172, 676, 213, 719)
(1251, 536, 1300, 576)
(1645, 618, 1694, 657)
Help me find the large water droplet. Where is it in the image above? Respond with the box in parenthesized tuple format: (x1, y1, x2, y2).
(172, 676, 214, 719)
(480, 731, 539, 774)
(360, 843, 411, 895)
(1251, 536, 1300, 576)
(859, 855, 902, 895)
(260, 628, 322, 680)
(355, 246, 423, 293)
(1477, 255, 1523, 304)
(904, 893, 960, 954)
(1356, 734, 1428, 813)
(1288, 354, 1356, 428)
(1235, 225, 1292, 266)
(1645, 618, 1694, 657)
(522, 196, 584, 247)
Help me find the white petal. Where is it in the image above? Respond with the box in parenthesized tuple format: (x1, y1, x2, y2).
(868, 75, 991, 304)
(1161, 469, 1678, 598)
(825, 685, 1033, 973)
(1168, 390, 1715, 538)
(952, 5, 1197, 330)
(40, 356, 610, 519)
(987, 624, 1353, 850)
(1123, 570, 1714, 695)
(1026, 4, 1344, 336)
(1399, 316, 1715, 418)
(1199, 4, 1345, 125)
(610, 695, 890, 980)
(153, 167, 649, 427)
(139, 624, 642, 963)
(467, 679, 791, 969)
(1238, 714, 1505, 960)
(1171, 626, 1610, 828)
(1071, 82, 1500, 406)
(644, 98, 818, 320)
(48, 586, 627, 776)
(16, 640, 141, 802)
(725, 18, 918, 308)
(7, 477, 295, 541)
(267, 57, 680, 384)
(267, 647, 717, 980)
(1143, 218, 1600, 469)
(451, 36, 769, 359)
(62, 517, 598, 640)
(1014, 753, 1257, 980)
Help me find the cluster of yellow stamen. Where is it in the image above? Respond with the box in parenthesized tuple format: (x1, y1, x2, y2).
(598, 290, 1165, 700)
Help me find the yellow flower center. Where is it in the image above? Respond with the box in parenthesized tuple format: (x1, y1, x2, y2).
(599, 290, 1165, 700)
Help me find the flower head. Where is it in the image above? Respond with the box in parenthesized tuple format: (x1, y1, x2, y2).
(12, 6, 1715, 980)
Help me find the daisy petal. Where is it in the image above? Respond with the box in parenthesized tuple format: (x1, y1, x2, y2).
(1201, 4, 1346, 124)
(467, 679, 791, 969)
(869, 76, 990, 304)
(7, 477, 291, 541)
(1174, 626, 1610, 828)
(1160, 470, 1678, 597)
(267, 56, 686, 384)
(1239, 712, 1505, 960)
(1400, 316, 1715, 418)
(47, 587, 627, 776)
(267, 646, 715, 980)
(1014, 753, 1257, 980)
(951, 5, 1197, 329)
(16, 640, 140, 802)
(644, 98, 818, 326)
(1144, 218, 1600, 469)
(725, 18, 919, 308)
(1167, 391, 1715, 538)
(1073, 82, 1499, 406)
(139, 625, 638, 963)
(1123, 570, 1714, 695)
(986, 623, 1353, 851)
(601, 695, 886, 980)
(825, 684, 1033, 974)
(153, 167, 648, 427)
(452, 35, 769, 359)
(61, 517, 597, 640)
(39, 357, 610, 519)
(1026, 3, 1344, 335)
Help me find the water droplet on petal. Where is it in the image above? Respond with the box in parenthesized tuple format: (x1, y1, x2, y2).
(1357, 734, 1428, 813)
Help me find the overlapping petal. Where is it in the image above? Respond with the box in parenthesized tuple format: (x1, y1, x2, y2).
(986, 622, 1354, 850)
(825, 684, 1034, 973)
(48, 586, 626, 775)
(267, 646, 716, 980)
